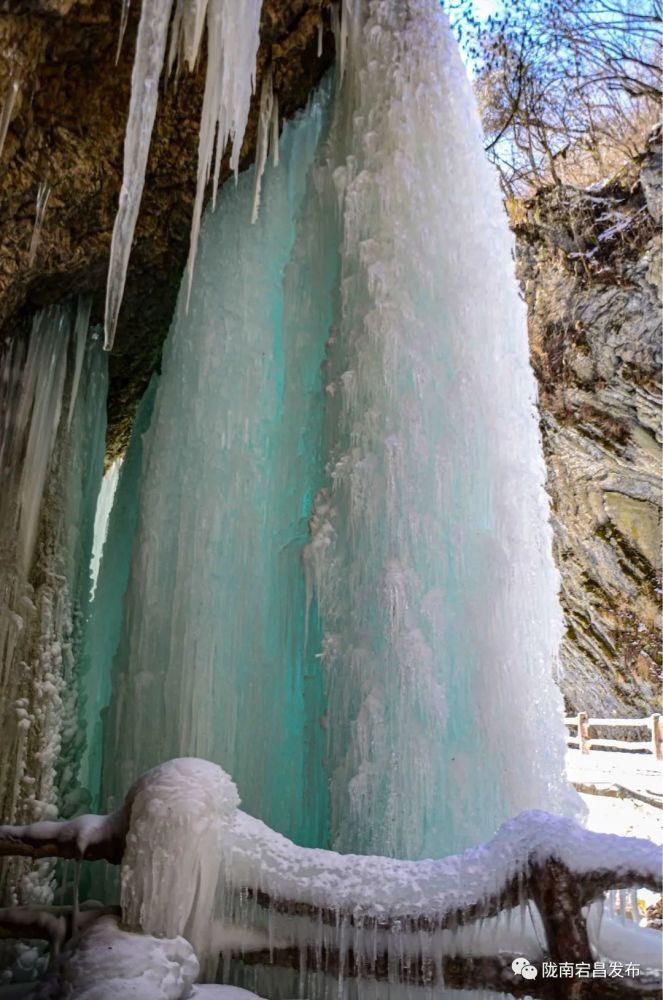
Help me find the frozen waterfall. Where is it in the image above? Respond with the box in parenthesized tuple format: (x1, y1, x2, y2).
(0, 303, 107, 905)
(96, 0, 576, 868)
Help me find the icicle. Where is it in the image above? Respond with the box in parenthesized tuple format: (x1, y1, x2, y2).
(17, 309, 70, 573)
(106, 0, 264, 336)
(317, 18, 324, 58)
(72, 859, 81, 936)
(0, 74, 19, 160)
(271, 92, 280, 168)
(115, 0, 132, 65)
(251, 69, 274, 224)
(184, 0, 263, 307)
(104, 0, 174, 351)
(330, 3, 348, 83)
(167, 0, 208, 76)
(67, 294, 93, 432)
(28, 182, 51, 267)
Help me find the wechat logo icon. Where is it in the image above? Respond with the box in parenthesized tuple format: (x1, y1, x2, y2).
(512, 957, 538, 980)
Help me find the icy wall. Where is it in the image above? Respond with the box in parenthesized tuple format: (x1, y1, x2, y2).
(100, 92, 332, 846)
(0, 301, 107, 904)
(97, 0, 575, 860)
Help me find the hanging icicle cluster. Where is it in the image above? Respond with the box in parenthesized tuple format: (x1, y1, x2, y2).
(0, 301, 107, 907)
(104, 0, 264, 350)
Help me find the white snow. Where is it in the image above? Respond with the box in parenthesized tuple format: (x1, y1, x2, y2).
(57, 914, 199, 999)
(121, 759, 239, 979)
(113, 759, 661, 977)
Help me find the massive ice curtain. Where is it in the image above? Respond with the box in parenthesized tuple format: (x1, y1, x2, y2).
(96, 0, 576, 866)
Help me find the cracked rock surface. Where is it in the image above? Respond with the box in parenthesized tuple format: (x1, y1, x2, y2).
(514, 129, 662, 718)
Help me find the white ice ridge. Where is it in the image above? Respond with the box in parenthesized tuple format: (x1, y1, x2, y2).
(104, 0, 263, 349)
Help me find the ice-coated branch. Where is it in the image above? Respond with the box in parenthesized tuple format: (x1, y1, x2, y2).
(0, 761, 660, 988)
(0, 810, 126, 864)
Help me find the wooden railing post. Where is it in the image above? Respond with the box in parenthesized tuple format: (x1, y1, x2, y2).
(650, 714, 662, 760)
(577, 711, 590, 754)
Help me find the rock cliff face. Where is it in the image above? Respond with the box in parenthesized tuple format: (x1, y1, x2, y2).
(0, 5, 659, 719)
(513, 130, 662, 719)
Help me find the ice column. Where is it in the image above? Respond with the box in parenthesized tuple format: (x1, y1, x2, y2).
(304, 0, 575, 857)
(101, 0, 576, 868)
(101, 90, 332, 847)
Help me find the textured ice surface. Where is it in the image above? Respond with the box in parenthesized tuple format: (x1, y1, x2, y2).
(100, 92, 332, 846)
(299, 0, 578, 857)
(0, 304, 106, 904)
(101, 0, 576, 865)
(81, 376, 158, 808)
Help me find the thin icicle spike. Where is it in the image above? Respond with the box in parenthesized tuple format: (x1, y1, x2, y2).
(271, 92, 280, 167)
(104, 0, 174, 351)
(28, 182, 51, 267)
(115, 0, 132, 65)
(251, 69, 274, 224)
(0, 74, 19, 160)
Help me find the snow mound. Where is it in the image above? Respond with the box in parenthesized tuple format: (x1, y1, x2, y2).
(57, 914, 198, 999)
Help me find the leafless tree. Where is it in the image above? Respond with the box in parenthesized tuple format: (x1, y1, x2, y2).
(446, 0, 662, 194)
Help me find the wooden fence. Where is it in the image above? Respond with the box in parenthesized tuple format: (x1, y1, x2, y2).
(565, 712, 663, 759)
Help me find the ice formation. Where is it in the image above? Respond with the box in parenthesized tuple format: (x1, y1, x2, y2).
(98, 0, 576, 866)
(121, 759, 238, 978)
(27, 184, 51, 269)
(80, 377, 158, 807)
(0, 75, 19, 161)
(100, 91, 332, 846)
(104, 0, 174, 351)
(1, 757, 660, 993)
(104, 0, 264, 348)
(0, 303, 107, 905)
(54, 914, 199, 999)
